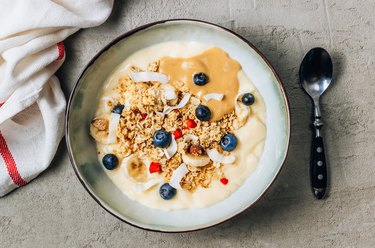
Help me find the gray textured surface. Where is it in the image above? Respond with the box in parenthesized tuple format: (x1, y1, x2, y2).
(1, 0, 375, 247)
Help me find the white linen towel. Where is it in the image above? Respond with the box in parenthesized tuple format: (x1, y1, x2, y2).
(0, 0, 113, 196)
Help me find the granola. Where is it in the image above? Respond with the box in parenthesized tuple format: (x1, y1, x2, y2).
(114, 64, 240, 191)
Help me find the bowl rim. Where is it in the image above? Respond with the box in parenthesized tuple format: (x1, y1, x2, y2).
(65, 18, 291, 233)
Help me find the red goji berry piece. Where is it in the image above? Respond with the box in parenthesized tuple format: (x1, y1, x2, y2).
(220, 178, 229, 185)
(149, 162, 161, 173)
(183, 119, 197, 130)
(173, 129, 183, 139)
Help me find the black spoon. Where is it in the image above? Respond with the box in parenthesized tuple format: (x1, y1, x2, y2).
(299, 47, 333, 199)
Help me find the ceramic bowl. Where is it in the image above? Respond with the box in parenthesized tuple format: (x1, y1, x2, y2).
(66, 19, 290, 232)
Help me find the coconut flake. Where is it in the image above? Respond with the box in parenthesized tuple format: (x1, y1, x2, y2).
(124, 98, 132, 110)
(207, 148, 236, 164)
(135, 179, 163, 192)
(183, 134, 199, 142)
(169, 163, 189, 190)
(129, 72, 168, 84)
(163, 88, 177, 100)
(176, 93, 191, 108)
(107, 113, 120, 144)
(160, 84, 178, 100)
(164, 136, 177, 159)
(203, 93, 224, 102)
(157, 93, 191, 115)
(159, 106, 173, 115)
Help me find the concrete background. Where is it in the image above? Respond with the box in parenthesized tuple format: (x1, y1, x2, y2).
(1, 0, 375, 247)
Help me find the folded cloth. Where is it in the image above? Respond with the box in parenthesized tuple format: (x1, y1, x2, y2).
(0, 0, 113, 196)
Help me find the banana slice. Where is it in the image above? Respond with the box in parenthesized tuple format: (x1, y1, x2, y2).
(122, 154, 149, 183)
(181, 151, 210, 167)
(234, 92, 251, 129)
(90, 115, 110, 144)
(235, 104, 250, 128)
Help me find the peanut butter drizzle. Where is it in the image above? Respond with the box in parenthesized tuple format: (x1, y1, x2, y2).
(159, 47, 240, 121)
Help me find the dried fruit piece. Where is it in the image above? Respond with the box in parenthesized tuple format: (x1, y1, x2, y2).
(220, 178, 229, 185)
(173, 129, 183, 139)
(183, 119, 197, 130)
(91, 118, 108, 131)
(149, 162, 161, 173)
(141, 113, 147, 119)
(189, 144, 204, 156)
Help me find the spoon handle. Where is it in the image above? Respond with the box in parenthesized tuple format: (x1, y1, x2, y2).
(311, 118, 327, 199)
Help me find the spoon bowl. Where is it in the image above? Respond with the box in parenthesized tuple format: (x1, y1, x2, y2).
(299, 47, 333, 100)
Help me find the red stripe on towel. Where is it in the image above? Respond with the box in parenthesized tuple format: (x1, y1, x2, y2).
(57, 42, 65, 60)
(0, 132, 27, 186)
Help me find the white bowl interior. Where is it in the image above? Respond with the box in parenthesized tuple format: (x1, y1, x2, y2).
(67, 20, 290, 232)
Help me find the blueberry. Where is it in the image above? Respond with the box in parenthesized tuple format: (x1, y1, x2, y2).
(241, 93, 255, 106)
(220, 134, 238, 152)
(193, 72, 208, 86)
(195, 105, 211, 121)
(112, 104, 124, 114)
(153, 129, 172, 148)
(159, 183, 176, 200)
(102, 153, 119, 170)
